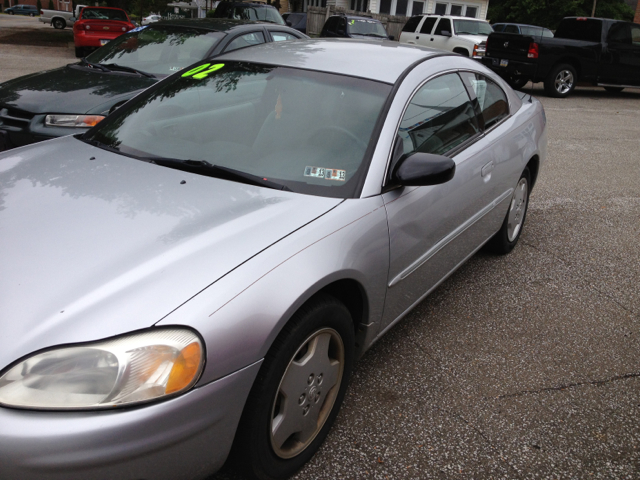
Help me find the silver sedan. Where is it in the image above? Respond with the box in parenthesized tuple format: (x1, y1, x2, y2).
(0, 39, 547, 479)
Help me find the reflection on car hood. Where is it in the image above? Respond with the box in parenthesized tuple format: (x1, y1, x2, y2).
(0, 65, 156, 115)
(457, 34, 489, 43)
(0, 136, 342, 371)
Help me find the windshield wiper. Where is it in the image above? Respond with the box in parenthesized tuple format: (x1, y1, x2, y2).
(357, 33, 387, 38)
(79, 58, 112, 73)
(101, 63, 156, 78)
(149, 158, 292, 191)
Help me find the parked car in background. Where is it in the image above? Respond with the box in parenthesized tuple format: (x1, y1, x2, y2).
(212, 1, 285, 25)
(492, 23, 554, 39)
(142, 14, 162, 25)
(4, 4, 38, 16)
(282, 11, 306, 34)
(0, 39, 546, 480)
(39, 4, 86, 29)
(73, 6, 135, 58)
(482, 17, 640, 97)
(0, 19, 307, 152)
(399, 14, 493, 58)
(321, 14, 391, 39)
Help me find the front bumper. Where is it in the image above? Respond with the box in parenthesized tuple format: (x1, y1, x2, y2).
(481, 56, 538, 80)
(0, 360, 262, 480)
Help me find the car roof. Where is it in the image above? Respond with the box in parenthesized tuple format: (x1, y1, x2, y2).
(153, 18, 275, 32)
(215, 38, 446, 84)
(420, 14, 488, 21)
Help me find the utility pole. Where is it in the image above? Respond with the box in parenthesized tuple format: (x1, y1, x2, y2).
(591, 0, 597, 17)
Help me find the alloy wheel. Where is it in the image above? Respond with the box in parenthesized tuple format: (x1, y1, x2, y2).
(507, 177, 528, 242)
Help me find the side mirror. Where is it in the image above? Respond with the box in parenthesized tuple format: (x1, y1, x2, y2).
(441, 30, 452, 37)
(392, 152, 455, 186)
(388, 35, 395, 40)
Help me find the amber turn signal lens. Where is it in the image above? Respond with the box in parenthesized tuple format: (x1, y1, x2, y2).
(165, 342, 202, 394)
(81, 116, 105, 127)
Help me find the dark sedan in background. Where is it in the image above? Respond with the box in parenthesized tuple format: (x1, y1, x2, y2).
(0, 19, 307, 152)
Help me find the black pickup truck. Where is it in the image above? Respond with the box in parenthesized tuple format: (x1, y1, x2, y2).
(481, 17, 640, 97)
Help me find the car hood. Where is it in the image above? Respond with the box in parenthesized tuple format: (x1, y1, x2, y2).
(0, 65, 156, 115)
(0, 136, 342, 371)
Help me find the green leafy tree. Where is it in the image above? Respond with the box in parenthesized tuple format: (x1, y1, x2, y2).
(48, 0, 53, 9)
(487, 0, 634, 30)
(3, 0, 9, 12)
(36, 0, 42, 13)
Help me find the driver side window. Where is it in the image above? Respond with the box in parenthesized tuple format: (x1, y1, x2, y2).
(396, 73, 480, 158)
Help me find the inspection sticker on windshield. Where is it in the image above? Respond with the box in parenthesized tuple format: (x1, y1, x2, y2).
(304, 166, 326, 178)
(325, 168, 346, 181)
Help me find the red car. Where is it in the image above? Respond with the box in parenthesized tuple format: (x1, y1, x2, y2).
(73, 6, 135, 58)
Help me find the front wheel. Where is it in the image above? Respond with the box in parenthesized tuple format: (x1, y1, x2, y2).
(74, 47, 85, 58)
(544, 64, 577, 98)
(52, 18, 65, 29)
(29, 12, 35, 17)
(486, 167, 530, 254)
(233, 294, 354, 479)
(8, 11, 14, 15)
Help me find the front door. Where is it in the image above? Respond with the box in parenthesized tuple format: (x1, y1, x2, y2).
(381, 72, 492, 329)
(431, 17, 454, 52)
(604, 22, 640, 86)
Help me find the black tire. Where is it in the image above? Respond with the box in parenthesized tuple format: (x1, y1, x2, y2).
(9, 11, 14, 15)
(29, 12, 35, 17)
(453, 48, 470, 57)
(604, 86, 624, 93)
(53, 18, 65, 29)
(486, 167, 531, 255)
(233, 294, 355, 480)
(544, 63, 577, 98)
(75, 47, 85, 58)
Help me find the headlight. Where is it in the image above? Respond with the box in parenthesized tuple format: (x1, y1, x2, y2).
(45, 114, 105, 128)
(0, 328, 204, 410)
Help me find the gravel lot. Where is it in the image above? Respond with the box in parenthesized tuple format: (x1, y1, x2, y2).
(1, 14, 639, 480)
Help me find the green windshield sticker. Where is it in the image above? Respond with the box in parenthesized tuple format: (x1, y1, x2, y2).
(182, 63, 211, 77)
(192, 63, 225, 79)
(350, 20, 355, 25)
(181, 63, 225, 79)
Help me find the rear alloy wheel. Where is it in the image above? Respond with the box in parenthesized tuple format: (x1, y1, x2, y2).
(507, 75, 529, 90)
(53, 18, 65, 29)
(486, 167, 530, 254)
(234, 294, 354, 479)
(545, 64, 577, 98)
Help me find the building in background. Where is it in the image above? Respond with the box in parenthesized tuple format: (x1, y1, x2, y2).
(302, 0, 489, 19)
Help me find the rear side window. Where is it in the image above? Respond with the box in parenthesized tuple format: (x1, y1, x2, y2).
(420, 17, 438, 34)
(492, 24, 505, 32)
(555, 19, 602, 42)
(434, 18, 451, 35)
(224, 32, 266, 52)
(323, 17, 340, 34)
(504, 24, 519, 34)
(402, 15, 422, 32)
(466, 74, 510, 129)
(397, 73, 480, 156)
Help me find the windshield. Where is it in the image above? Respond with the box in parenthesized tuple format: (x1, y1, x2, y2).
(80, 8, 129, 21)
(213, 5, 285, 25)
(347, 19, 387, 37)
(453, 19, 493, 36)
(85, 26, 225, 78)
(83, 62, 391, 198)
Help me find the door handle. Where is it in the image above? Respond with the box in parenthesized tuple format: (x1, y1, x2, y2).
(481, 161, 494, 177)
(430, 38, 434, 41)
(416, 35, 419, 39)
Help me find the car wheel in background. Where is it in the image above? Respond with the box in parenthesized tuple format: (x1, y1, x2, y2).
(544, 64, 576, 98)
(604, 86, 624, 93)
(53, 18, 65, 29)
(486, 167, 530, 255)
(8, 11, 14, 14)
(29, 12, 35, 17)
(75, 47, 86, 58)
(234, 294, 354, 479)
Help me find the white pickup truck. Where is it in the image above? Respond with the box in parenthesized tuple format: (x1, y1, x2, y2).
(399, 15, 493, 59)
(39, 4, 86, 30)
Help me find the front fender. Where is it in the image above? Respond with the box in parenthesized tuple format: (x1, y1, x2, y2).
(157, 196, 390, 385)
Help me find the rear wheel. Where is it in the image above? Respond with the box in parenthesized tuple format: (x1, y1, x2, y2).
(233, 294, 354, 479)
(506, 75, 529, 90)
(544, 64, 577, 98)
(486, 167, 530, 254)
(8, 11, 14, 15)
(75, 47, 85, 58)
(29, 12, 35, 17)
(604, 86, 624, 93)
(53, 18, 65, 29)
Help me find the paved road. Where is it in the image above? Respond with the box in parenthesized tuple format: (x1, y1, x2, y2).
(1, 15, 639, 480)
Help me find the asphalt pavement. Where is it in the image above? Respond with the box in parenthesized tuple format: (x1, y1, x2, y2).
(1, 14, 639, 480)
